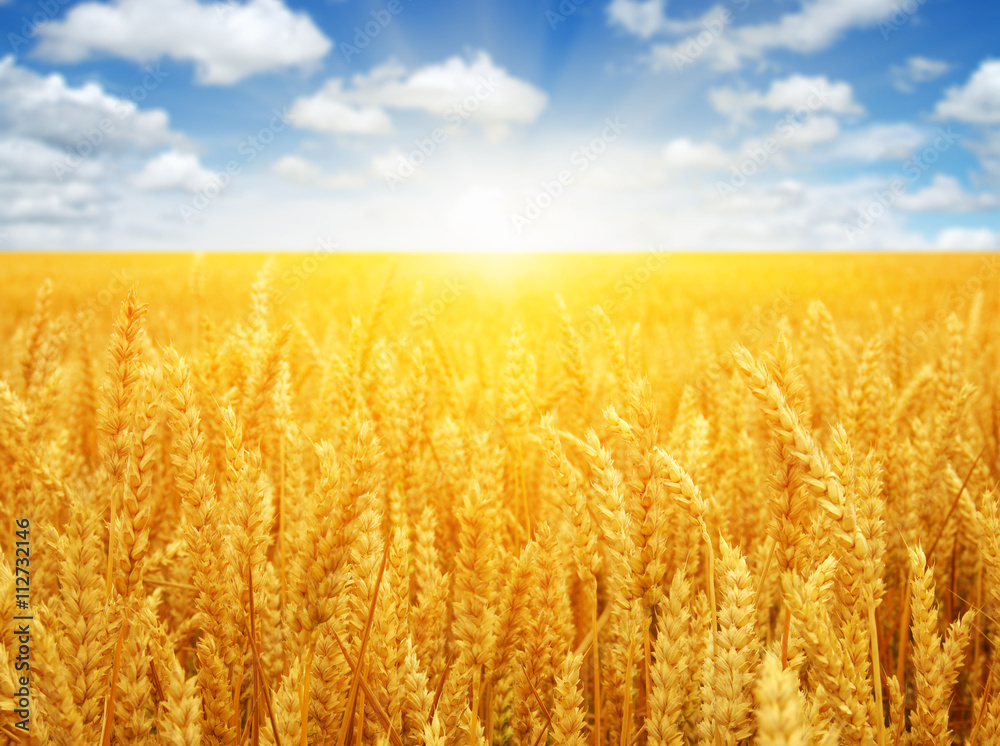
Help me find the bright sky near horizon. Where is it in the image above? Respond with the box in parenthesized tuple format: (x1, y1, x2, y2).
(0, 0, 997, 249)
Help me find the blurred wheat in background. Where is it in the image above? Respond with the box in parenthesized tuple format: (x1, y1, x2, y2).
(1, 253, 999, 745)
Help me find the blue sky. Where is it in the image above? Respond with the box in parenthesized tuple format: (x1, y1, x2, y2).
(0, 0, 997, 249)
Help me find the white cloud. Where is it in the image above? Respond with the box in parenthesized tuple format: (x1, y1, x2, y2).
(0, 57, 194, 235)
(735, 0, 900, 55)
(288, 81, 394, 135)
(0, 56, 183, 152)
(662, 137, 730, 169)
(271, 154, 322, 184)
(645, 0, 905, 71)
(781, 115, 841, 149)
(832, 123, 928, 160)
(132, 149, 214, 191)
(896, 174, 999, 212)
(606, 0, 708, 39)
(86, 140, 959, 251)
(0, 49, 988, 251)
(0, 136, 103, 182)
(270, 153, 372, 189)
(10, 145, 989, 249)
(934, 59, 1000, 124)
(719, 115, 840, 170)
(934, 227, 1000, 249)
(709, 74, 864, 125)
(0, 180, 106, 221)
(890, 56, 951, 93)
(607, 0, 667, 38)
(288, 52, 548, 141)
(34, 0, 331, 85)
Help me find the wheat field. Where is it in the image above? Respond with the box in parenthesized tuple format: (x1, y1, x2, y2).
(2, 253, 1000, 746)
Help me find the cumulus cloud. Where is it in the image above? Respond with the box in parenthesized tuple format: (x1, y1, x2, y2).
(709, 74, 864, 126)
(288, 52, 548, 141)
(933, 58, 1000, 124)
(287, 82, 394, 135)
(832, 123, 928, 160)
(132, 149, 215, 191)
(0, 56, 183, 152)
(0, 180, 106, 222)
(0, 136, 102, 182)
(780, 115, 841, 149)
(0, 56, 194, 235)
(890, 56, 951, 93)
(645, 0, 906, 71)
(896, 174, 999, 212)
(607, 0, 667, 38)
(711, 115, 841, 176)
(34, 0, 331, 85)
(606, 0, 707, 39)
